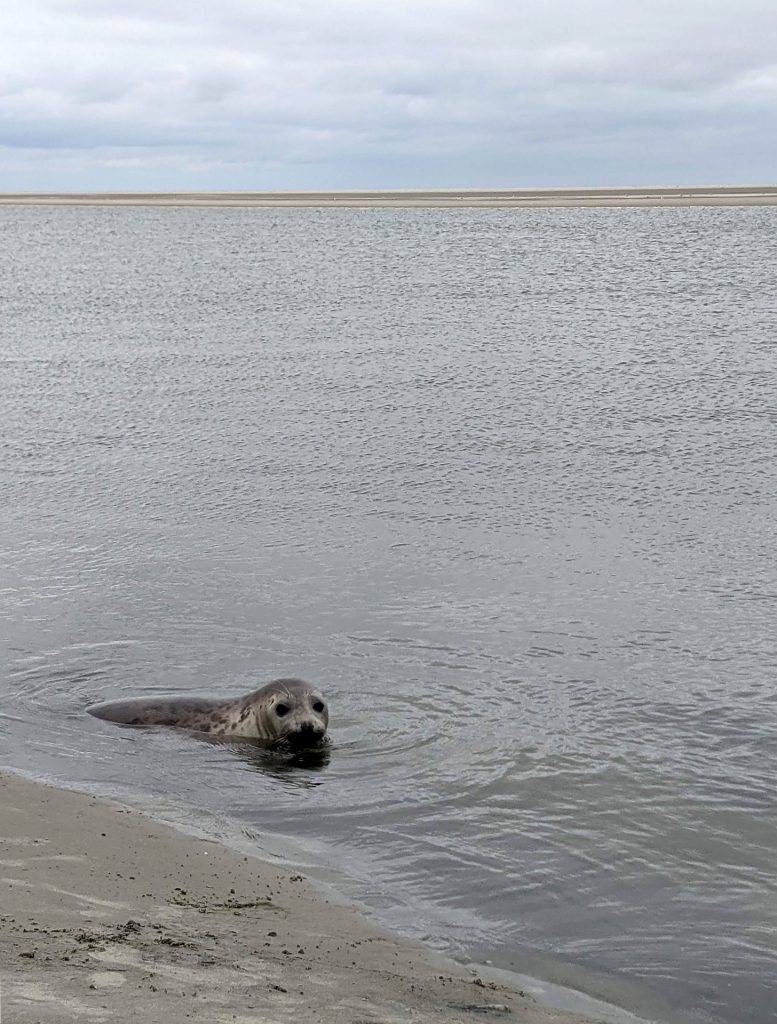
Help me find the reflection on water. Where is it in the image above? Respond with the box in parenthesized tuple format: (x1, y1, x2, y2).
(213, 736, 332, 777)
(1, 204, 777, 1024)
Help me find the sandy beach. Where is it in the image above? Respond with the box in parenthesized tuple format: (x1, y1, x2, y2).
(0, 186, 775, 208)
(0, 771, 624, 1024)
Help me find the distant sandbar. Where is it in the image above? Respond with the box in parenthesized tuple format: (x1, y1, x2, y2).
(1, 185, 776, 208)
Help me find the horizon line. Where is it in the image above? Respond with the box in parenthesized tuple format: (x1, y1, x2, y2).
(1, 184, 776, 208)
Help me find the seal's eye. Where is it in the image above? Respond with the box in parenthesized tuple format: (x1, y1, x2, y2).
(275, 703, 289, 717)
(312, 701, 325, 714)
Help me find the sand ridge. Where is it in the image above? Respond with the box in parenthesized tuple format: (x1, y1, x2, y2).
(0, 185, 776, 207)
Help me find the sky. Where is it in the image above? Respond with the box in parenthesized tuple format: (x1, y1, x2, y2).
(1, 0, 775, 190)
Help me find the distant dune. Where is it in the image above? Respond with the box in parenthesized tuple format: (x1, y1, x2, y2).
(1, 185, 776, 207)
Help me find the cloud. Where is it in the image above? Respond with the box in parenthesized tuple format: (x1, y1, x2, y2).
(0, 0, 775, 187)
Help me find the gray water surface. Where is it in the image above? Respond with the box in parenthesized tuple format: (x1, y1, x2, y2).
(2, 205, 776, 1024)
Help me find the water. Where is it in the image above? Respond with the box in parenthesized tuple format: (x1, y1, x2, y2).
(2, 204, 776, 1024)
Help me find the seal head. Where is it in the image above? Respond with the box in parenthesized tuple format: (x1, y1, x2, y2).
(241, 678, 329, 749)
(88, 677, 329, 750)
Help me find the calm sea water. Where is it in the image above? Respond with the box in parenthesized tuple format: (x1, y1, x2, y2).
(2, 205, 776, 1024)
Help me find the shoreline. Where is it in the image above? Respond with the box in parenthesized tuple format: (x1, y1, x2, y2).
(0, 770, 650, 1024)
(0, 185, 776, 208)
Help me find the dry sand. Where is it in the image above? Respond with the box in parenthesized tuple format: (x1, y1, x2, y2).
(0, 771, 627, 1024)
(0, 186, 775, 208)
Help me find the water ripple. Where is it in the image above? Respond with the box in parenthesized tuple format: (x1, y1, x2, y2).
(2, 205, 777, 1024)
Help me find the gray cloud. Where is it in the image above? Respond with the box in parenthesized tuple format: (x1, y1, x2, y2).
(1, 0, 775, 188)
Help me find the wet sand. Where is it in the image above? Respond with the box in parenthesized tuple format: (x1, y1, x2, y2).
(0, 186, 775, 207)
(0, 771, 616, 1024)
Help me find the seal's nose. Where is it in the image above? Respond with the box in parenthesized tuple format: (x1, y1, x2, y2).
(288, 722, 324, 747)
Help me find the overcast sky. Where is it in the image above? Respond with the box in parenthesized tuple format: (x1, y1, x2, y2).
(1, 0, 775, 190)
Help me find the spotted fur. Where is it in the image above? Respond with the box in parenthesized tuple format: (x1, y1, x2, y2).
(88, 678, 329, 749)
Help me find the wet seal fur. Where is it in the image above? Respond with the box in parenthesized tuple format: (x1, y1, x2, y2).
(87, 678, 329, 751)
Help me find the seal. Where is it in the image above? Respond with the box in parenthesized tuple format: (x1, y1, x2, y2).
(87, 678, 329, 750)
